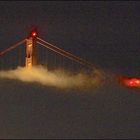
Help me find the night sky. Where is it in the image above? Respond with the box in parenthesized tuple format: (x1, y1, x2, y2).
(0, 1, 140, 139)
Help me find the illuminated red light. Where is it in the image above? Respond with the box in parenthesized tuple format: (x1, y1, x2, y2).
(122, 78, 140, 87)
(136, 80, 140, 84)
(31, 31, 37, 37)
(128, 80, 133, 85)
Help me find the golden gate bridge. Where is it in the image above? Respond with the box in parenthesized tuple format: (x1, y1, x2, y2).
(0, 29, 97, 73)
(1, 29, 140, 88)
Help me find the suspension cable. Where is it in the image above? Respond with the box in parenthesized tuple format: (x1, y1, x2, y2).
(37, 41, 94, 69)
(37, 37, 94, 67)
(0, 39, 26, 56)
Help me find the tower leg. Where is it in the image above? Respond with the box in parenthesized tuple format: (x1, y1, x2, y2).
(25, 37, 37, 69)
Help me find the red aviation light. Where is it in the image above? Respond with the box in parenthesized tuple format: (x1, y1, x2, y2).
(31, 31, 37, 38)
(121, 77, 140, 88)
(28, 27, 38, 38)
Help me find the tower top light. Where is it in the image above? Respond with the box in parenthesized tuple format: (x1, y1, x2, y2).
(29, 27, 38, 38)
(30, 30, 38, 38)
(31, 31, 37, 37)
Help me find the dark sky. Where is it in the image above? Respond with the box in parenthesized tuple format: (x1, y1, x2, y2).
(0, 1, 140, 74)
(0, 1, 140, 139)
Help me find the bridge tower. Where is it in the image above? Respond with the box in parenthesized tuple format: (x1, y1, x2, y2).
(25, 30, 38, 69)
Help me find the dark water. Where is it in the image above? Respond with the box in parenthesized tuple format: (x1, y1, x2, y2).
(0, 79, 140, 139)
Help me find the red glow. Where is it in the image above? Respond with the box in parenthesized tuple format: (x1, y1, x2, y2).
(31, 31, 37, 37)
(122, 78, 140, 87)
(135, 80, 140, 84)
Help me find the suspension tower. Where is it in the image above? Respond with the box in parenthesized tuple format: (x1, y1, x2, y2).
(25, 30, 38, 69)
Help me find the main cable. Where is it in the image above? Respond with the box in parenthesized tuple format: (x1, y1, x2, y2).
(37, 37, 94, 67)
(0, 39, 26, 56)
(37, 41, 94, 69)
